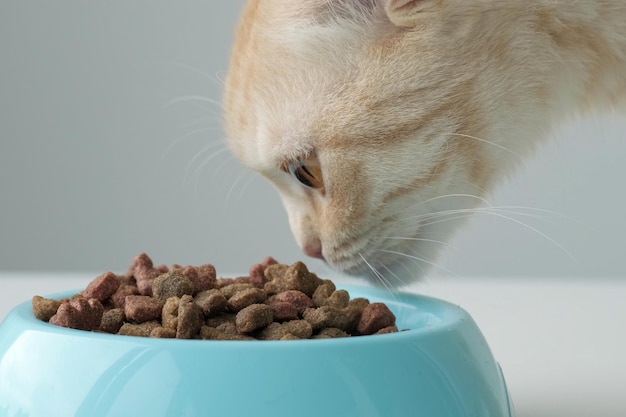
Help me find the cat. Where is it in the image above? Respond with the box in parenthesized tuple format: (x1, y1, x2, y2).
(223, 0, 626, 285)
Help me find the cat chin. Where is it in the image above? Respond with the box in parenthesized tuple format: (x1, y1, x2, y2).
(326, 251, 431, 288)
(322, 215, 466, 286)
(322, 235, 435, 286)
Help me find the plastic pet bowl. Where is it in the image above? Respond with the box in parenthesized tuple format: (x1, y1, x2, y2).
(0, 285, 514, 417)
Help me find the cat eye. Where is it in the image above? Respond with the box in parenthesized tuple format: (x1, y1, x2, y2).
(288, 161, 324, 189)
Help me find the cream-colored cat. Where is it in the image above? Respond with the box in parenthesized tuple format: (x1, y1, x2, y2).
(224, 0, 626, 284)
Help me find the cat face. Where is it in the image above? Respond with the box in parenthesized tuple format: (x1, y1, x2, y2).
(224, 0, 551, 283)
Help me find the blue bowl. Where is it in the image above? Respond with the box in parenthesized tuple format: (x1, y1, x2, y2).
(0, 285, 514, 417)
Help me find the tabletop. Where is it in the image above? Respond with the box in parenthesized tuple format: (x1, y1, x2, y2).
(1, 272, 625, 417)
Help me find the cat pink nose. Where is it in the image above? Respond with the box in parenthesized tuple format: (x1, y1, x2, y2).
(303, 238, 324, 260)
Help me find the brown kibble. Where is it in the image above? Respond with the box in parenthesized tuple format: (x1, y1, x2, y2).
(220, 283, 254, 299)
(199, 325, 229, 340)
(161, 296, 179, 330)
(264, 263, 288, 282)
(215, 321, 239, 336)
(205, 313, 236, 328)
(264, 261, 323, 297)
(325, 290, 350, 309)
(128, 253, 161, 296)
(126, 252, 153, 276)
(283, 320, 313, 339)
(257, 320, 313, 340)
(248, 263, 268, 288)
(150, 326, 176, 338)
(82, 272, 120, 302)
(285, 262, 323, 296)
(269, 301, 299, 322)
(274, 290, 313, 314)
(303, 306, 348, 331)
(215, 277, 234, 288)
(312, 282, 336, 307)
(257, 322, 287, 340)
(232, 276, 252, 285)
(152, 271, 194, 301)
(181, 264, 216, 294)
(314, 327, 350, 339)
(343, 297, 370, 333)
(195, 264, 217, 291)
(118, 320, 161, 337)
(49, 298, 104, 331)
(35, 253, 399, 340)
(155, 264, 169, 274)
(357, 303, 397, 335)
(236, 304, 273, 333)
(228, 288, 268, 312)
(32, 295, 61, 322)
(136, 278, 155, 297)
(111, 284, 139, 309)
(375, 325, 399, 335)
(100, 308, 125, 334)
(124, 295, 163, 323)
(261, 256, 279, 268)
(194, 289, 228, 317)
(200, 325, 255, 341)
(176, 295, 203, 339)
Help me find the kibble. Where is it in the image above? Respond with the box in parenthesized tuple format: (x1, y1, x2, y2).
(32, 295, 62, 322)
(152, 271, 194, 301)
(100, 308, 125, 334)
(227, 287, 267, 312)
(236, 304, 273, 333)
(176, 295, 204, 339)
(49, 297, 104, 331)
(82, 272, 120, 302)
(357, 303, 397, 335)
(32, 253, 400, 340)
(124, 295, 164, 323)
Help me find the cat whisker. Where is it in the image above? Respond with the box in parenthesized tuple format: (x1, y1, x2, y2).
(400, 193, 494, 216)
(162, 60, 227, 90)
(406, 207, 579, 263)
(358, 253, 398, 298)
(165, 95, 224, 115)
(378, 262, 413, 288)
(176, 114, 223, 132)
(379, 236, 457, 258)
(184, 142, 229, 185)
(378, 249, 458, 277)
(224, 167, 257, 207)
(450, 133, 523, 159)
(215, 70, 227, 86)
(401, 202, 580, 224)
(193, 150, 236, 197)
(380, 236, 452, 247)
(161, 126, 224, 164)
(482, 209, 579, 263)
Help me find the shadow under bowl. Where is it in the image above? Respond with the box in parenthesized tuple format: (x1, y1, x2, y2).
(0, 285, 514, 417)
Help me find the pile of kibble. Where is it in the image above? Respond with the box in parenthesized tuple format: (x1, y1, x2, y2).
(32, 253, 398, 340)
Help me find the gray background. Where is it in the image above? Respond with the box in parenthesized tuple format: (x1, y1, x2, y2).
(1, 1, 625, 278)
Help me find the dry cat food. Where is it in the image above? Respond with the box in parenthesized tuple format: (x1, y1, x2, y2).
(32, 253, 398, 340)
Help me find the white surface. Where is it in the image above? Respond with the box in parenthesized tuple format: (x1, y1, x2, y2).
(1, 273, 625, 417)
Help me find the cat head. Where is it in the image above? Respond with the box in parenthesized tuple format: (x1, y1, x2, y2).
(224, 0, 552, 284)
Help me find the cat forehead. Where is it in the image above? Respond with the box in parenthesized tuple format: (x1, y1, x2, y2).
(226, 0, 459, 169)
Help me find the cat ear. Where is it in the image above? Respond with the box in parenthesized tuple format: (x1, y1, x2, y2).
(384, 0, 433, 27)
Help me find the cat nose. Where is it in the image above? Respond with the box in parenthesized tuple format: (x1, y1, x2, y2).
(303, 238, 324, 260)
